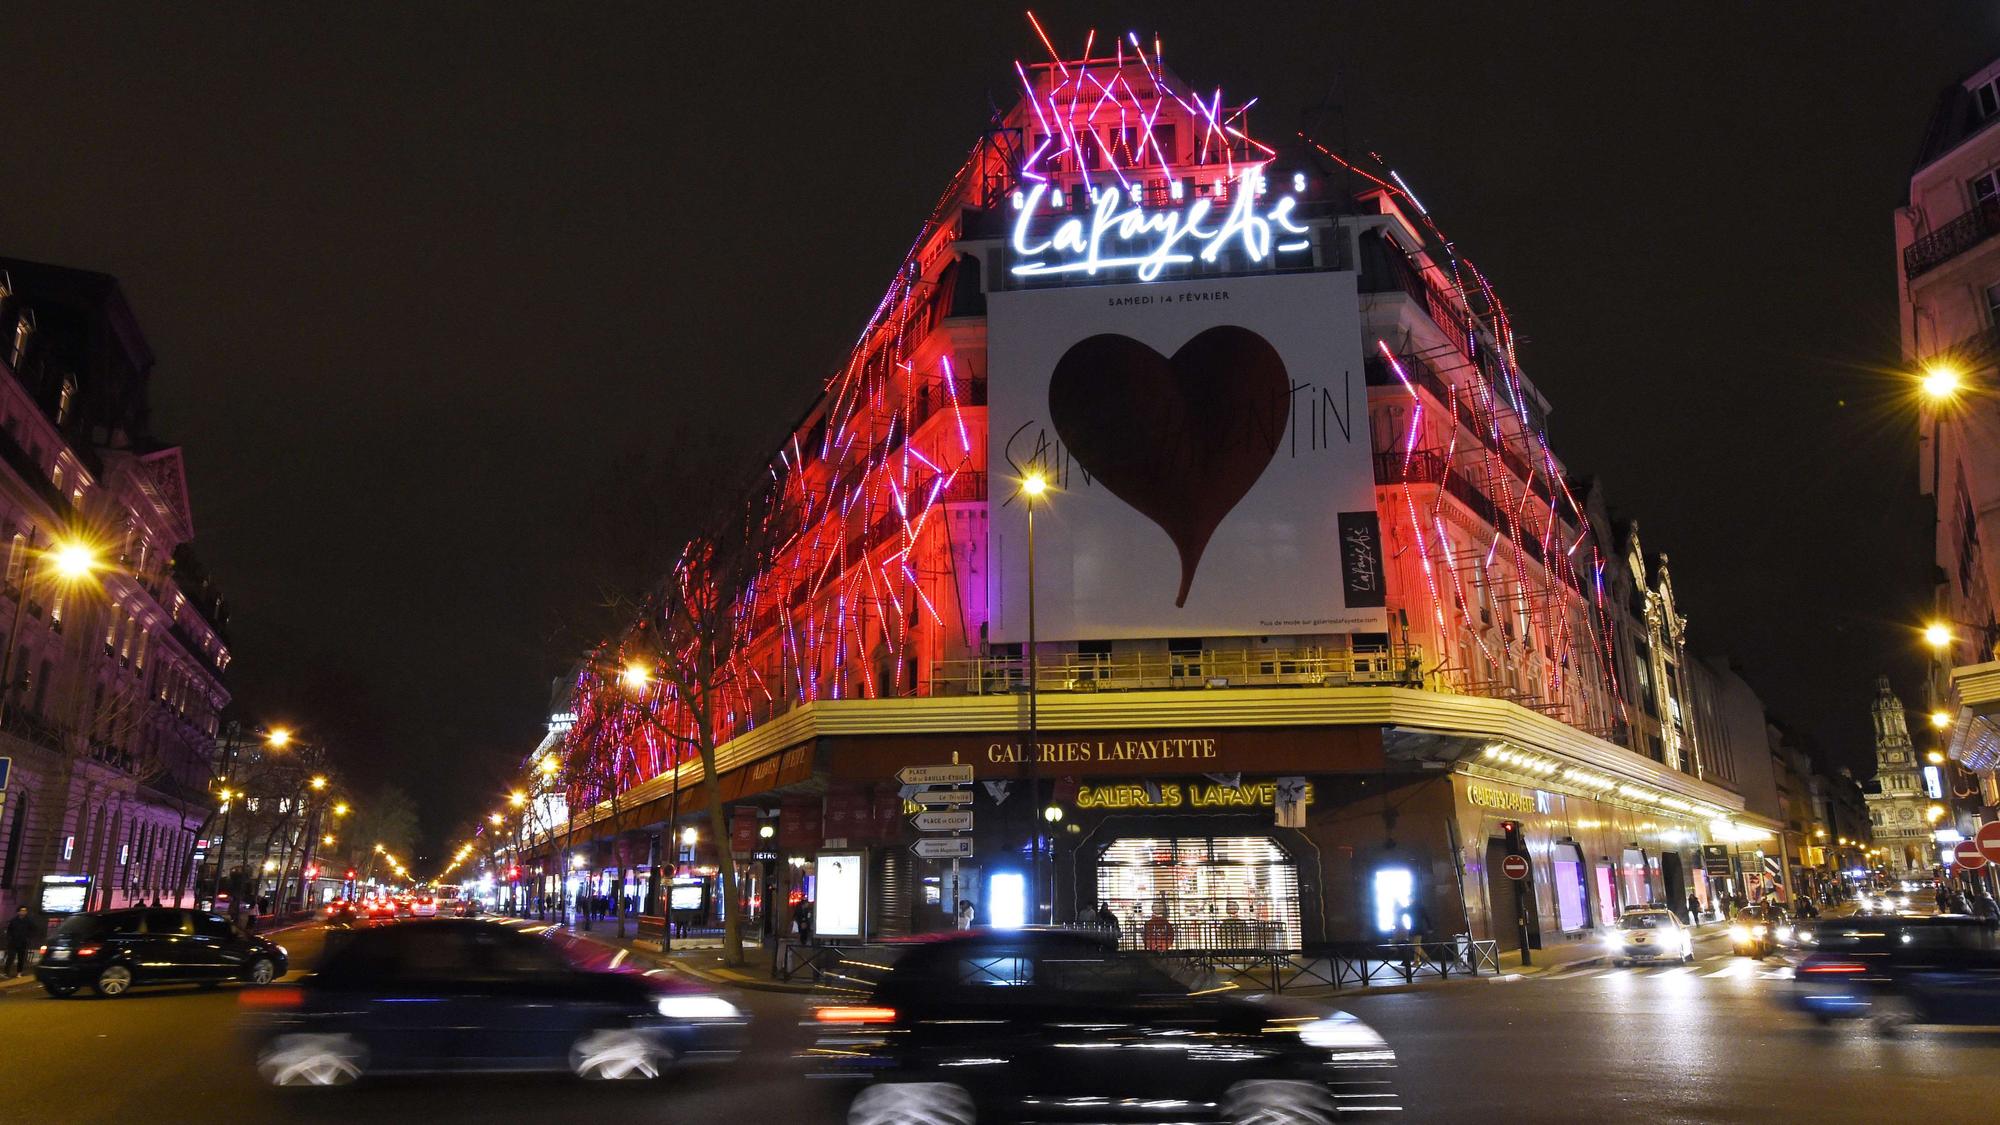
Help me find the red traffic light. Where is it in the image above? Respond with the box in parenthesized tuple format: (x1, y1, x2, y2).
(344, 869, 358, 880)
(303, 865, 319, 880)
(506, 866, 521, 881)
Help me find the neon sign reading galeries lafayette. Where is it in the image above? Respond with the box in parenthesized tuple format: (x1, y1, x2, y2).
(1008, 173, 1314, 282)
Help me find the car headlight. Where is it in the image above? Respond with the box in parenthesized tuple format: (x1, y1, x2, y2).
(1797, 930, 1816, 944)
(277, 945, 289, 958)
(1729, 926, 1749, 943)
(1751, 925, 1768, 938)
(1299, 1012, 1389, 1052)
(656, 994, 741, 1021)
(1775, 926, 1793, 943)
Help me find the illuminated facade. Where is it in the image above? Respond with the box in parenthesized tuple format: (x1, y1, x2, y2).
(539, 26, 1774, 954)
(1902, 57, 2000, 814)
(1865, 678, 1935, 874)
(0, 258, 232, 920)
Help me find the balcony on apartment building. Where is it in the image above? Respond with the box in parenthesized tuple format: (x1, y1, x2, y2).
(1905, 198, 2000, 279)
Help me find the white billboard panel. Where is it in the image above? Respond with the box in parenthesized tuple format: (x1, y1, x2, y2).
(987, 270, 1384, 641)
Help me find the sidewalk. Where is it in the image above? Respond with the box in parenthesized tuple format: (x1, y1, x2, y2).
(509, 914, 817, 994)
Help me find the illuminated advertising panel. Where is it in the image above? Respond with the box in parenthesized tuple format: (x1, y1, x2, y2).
(39, 874, 90, 915)
(987, 266, 1383, 640)
(814, 852, 865, 940)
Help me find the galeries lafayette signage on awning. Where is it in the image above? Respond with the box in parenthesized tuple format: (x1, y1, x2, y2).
(828, 726, 1381, 782)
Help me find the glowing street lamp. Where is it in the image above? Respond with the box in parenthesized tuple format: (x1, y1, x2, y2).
(620, 661, 652, 692)
(332, 802, 349, 817)
(322, 834, 335, 846)
(1924, 622, 1954, 651)
(508, 790, 526, 808)
(488, 813, 503, 827)
(1931, 711, 1953, 730)
(539, 754, 559, 777)
(1928, 750, 1947, 765)
(309, 775, 329, 791)
(1920, 363, 1963, 403)
(50, 540, 100, 582)
(266, 727, 293, 749)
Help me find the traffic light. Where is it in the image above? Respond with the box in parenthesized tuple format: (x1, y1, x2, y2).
(344, 868, 358, 881)
(304, 865, 318, 881)
(506, 866, 520, 881)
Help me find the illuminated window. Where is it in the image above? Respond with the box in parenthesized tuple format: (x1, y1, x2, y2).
(56, 378, 74, 425)
(1973, 169, 2000, 206)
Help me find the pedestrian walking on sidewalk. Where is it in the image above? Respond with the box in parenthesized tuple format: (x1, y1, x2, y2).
(4, 906, 35, 976)
(1685, 892, 1701, 926)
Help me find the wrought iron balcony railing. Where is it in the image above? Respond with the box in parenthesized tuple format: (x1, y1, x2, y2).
(1906, 200, 2000, 279)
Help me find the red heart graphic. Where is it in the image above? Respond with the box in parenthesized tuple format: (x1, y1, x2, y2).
(1048, 326, 1290, 607)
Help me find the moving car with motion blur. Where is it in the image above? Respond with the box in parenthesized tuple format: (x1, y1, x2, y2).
(408, 893, 439, 918)
(807, 929, 1396, 1125)
(1729, 905, 1788, 958)
(322, 899, 360, 925)
(362, 896, 398, 921)
(241, 919, 745, 1086)
(37, 907, 289, 998)
(1606, 907, 1693, 966)
(1791, 915, 2000, 1033)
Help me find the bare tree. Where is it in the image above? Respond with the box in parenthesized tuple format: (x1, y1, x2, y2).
(567, 474, 785, 967)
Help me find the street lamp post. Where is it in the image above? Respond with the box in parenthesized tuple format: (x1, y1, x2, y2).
(1020, 470, 1047, 924)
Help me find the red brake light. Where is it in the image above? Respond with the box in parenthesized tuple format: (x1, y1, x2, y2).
(74, 945, 101, 958)
(814, 1005, 898, 1024)
(1802, 962, 1867, 974)
(239, 987, 304, 1008)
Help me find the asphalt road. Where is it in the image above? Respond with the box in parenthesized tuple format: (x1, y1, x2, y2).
(3, 921, 2000, 1125)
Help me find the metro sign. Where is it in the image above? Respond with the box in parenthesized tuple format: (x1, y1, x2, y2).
(1009, 171, 1313, 282)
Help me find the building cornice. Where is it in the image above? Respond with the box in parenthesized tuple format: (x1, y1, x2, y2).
(560, 685, 1748, 835)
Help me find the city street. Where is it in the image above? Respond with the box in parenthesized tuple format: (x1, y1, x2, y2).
(4, 921, 1999, 1124)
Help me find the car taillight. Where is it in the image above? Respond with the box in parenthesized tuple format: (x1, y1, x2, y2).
(814, 1005, 898, 1025)
(239, 987, 304, 1008)
(1801, 962, 1867, 974)
(74, 945, 101, 958)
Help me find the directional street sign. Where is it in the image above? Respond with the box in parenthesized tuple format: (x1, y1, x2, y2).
(913, 837, 975, 860)
(911, 809, 974, 833)
(912, 788, 973, 806)
(898, 765, 974, 787)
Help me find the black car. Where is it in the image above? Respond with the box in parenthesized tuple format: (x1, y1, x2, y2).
(37, 907, 289, 998)
(807, 929, 1396, 1125)
(242, 919, 746, 1086)
(1791, 915, 2000, 1033)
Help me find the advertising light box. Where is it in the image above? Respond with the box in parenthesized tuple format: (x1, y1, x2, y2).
(39, 874, 90, 915)
(814, 852, 865, 940)
(986, 268, 1385, 641)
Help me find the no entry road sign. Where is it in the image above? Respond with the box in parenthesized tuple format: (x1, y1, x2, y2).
(1501, 854, 1531, 880)
(1975, 821, 2000, 865)
(1955, 840, 1988, 869)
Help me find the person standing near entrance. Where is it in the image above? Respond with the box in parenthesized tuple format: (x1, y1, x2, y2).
(4, 906, 35, 977)
(1685, 891, 1701, 926)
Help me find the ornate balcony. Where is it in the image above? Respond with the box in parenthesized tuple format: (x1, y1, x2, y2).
(1906, 200, 2000, 279)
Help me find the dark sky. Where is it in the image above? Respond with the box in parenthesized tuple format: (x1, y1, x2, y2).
(4, 4, 1994, 857)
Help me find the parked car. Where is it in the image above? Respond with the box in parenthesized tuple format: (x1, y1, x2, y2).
(37, 907, 289, 998)
(242, 919, 745, 1085)
(806, 929, 1396, 1125)
(1607, 907, 1693, 966)
(1791, 915, 2000, 1033)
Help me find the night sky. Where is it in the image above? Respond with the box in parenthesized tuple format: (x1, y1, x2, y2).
(3, 5, 1994, 858)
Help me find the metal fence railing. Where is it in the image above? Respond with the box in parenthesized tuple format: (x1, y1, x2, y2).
(773, 933, 1501, 994)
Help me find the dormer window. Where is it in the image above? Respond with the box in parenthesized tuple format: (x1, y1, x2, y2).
(1978, 77, 2000, 121)
(56, 377, 75, 425)
(9, 311, 31, 368)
